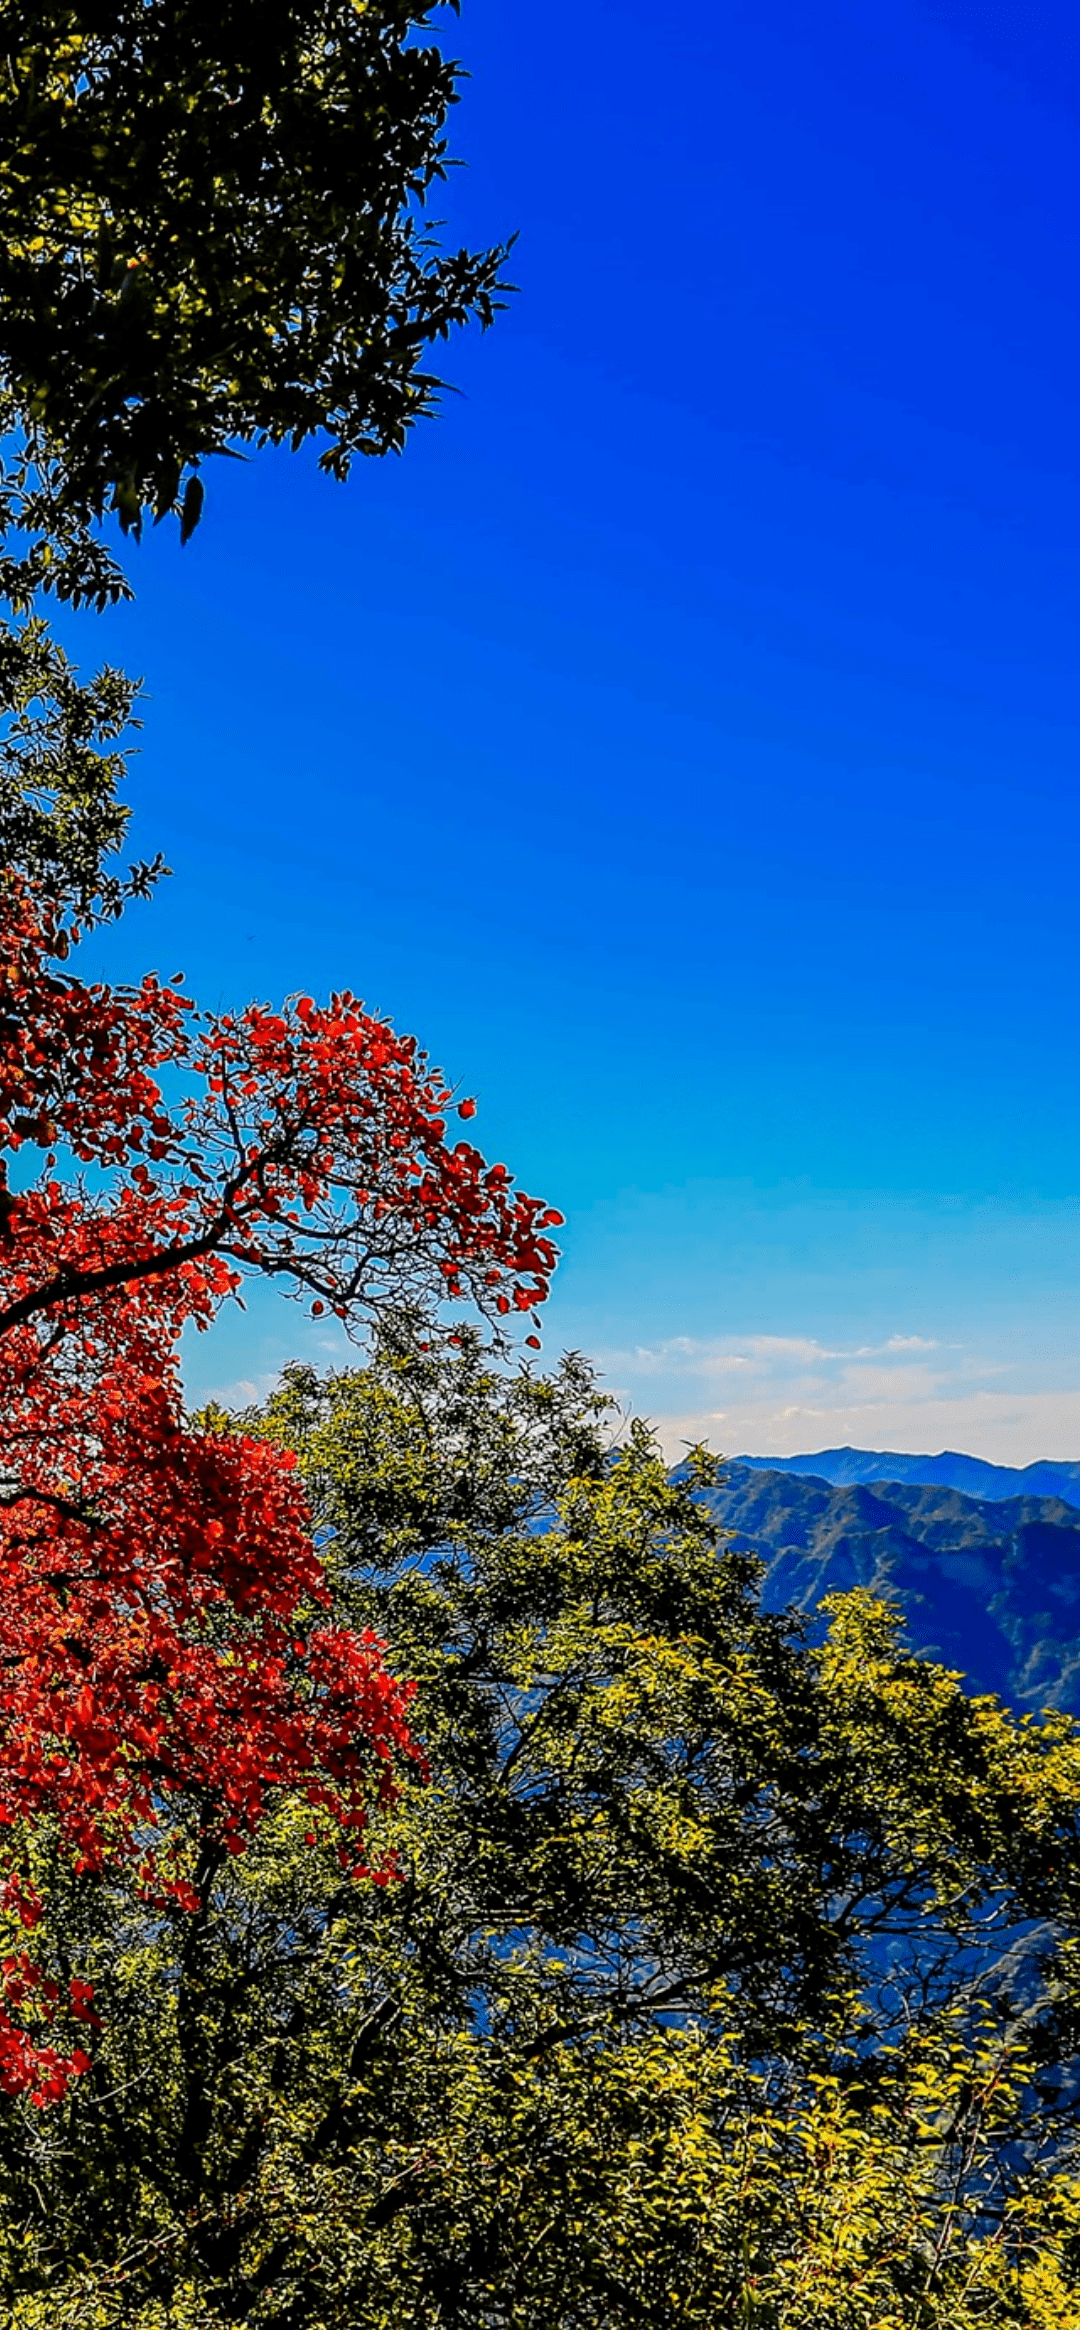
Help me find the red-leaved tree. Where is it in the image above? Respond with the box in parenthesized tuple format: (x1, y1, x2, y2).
(0, 877, 561, 2100)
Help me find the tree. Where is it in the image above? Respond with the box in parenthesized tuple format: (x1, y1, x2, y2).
(0, 874, 559, 2104)
(0, 377, 163, 932)
(0, 0, 509, 964)
(3, 1328, 1079, 2325)
(0, 0, 509, 536)
(0, 0, 507, 948)
(0, 597, 159, 924)
(0, 0, 537, 2156)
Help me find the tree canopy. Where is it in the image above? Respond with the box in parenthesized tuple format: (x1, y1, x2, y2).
(4, 1330, 1080, 2325)
(0, 863, 558, 2104)
(0, 0, 508, 535)
(0, 1, 507, 925)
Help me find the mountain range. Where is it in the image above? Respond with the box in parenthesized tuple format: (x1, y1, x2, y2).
(735, 1446, 1080, 1507)
(708, 1463, 1080, 1716)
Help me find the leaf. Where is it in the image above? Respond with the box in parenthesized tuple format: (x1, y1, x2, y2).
(178, 473, 204, 546)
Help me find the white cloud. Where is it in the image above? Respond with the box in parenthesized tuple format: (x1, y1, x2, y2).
(656, 1389, 1080, 1467)
(181, 1285, 1080, 1471)
(594, 1327, 1080, 1466)
(191, 1372, 281, 1411)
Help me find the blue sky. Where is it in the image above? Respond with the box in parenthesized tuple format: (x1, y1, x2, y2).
(71, 0, 1080, 1460)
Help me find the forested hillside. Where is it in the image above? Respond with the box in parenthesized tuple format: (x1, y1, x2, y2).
(711, 1465, 1080, 1711)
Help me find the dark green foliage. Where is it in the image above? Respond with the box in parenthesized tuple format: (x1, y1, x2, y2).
(0, 2, 507, 914)
(0, 612, 160, 920)
(0, 395, 156, 920)
(0, 0, 510, 535)
(0, 3, 509, 920)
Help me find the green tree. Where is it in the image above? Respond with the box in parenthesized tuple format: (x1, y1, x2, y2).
(0, 0, 509, 537)
(0, 1, 509, 914)
(0, 603, 157, 922)
(3, 1329, 1080, 2326)
(0, 383, 157, 922)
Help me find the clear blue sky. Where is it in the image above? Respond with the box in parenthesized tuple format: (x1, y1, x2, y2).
(72, 0, 1080, 1460)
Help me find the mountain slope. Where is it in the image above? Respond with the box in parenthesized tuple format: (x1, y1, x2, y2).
(734, 1447, 1080, 1506)
(709, 1465, 1080, 1713)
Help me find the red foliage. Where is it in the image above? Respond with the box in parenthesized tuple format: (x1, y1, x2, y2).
(0, 881, 563, 2102)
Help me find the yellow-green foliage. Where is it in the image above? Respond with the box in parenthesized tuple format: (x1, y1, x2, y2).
(3, 1330, 1080, 2326)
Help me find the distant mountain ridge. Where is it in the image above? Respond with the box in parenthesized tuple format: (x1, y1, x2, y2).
(735, 1446, 1080, 1508)
(708, 1465, 1080, 1714)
